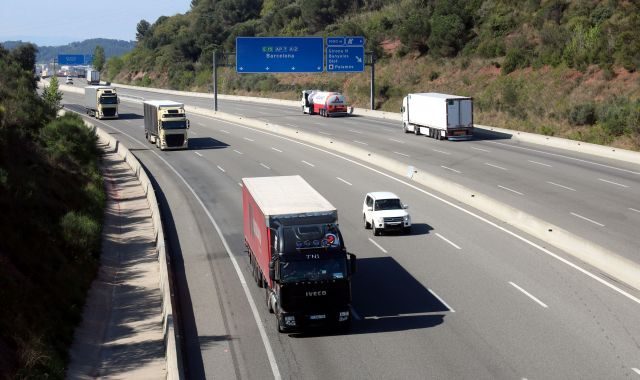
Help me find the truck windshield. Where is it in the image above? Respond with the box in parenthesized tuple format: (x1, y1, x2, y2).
(280, 258, 347, 283)
(99, 96, 117, 104)
(281, 223, 342, 254)
(374, 198, 403, 210)
(162, 120, 187, 129)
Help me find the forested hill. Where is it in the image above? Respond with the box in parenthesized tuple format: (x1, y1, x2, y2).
(1, 38, 135, 63)
(108, 0, 640, 150)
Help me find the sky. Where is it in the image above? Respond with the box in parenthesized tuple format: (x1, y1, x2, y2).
(0, 0, 192, 46)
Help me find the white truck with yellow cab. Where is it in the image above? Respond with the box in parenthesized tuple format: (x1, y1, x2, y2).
(143, 100, 190, 150)
(84, 86, 119, 119)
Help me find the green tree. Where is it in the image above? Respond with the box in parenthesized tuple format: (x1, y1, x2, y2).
(93, 45, 105, 71)
(428, 14, 465, 57)
(136, 19, 151, 41)
(42, 76, 63, 112)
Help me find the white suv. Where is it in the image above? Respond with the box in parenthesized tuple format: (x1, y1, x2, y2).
(363, 192, 411, 235)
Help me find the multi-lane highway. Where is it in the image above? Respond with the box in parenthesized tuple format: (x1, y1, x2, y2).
(60, 82, 640, 379)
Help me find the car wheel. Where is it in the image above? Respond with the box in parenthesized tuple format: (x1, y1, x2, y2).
(364, 215, 371, 229)
(373, 223, 380, 236)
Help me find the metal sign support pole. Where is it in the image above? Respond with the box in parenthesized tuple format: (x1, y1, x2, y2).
(213, 50, 218, 112)
(366, 52, 376, 110)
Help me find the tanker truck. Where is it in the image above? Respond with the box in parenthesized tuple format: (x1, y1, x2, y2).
(243, 175, 357, 333)
(301, 90, 350, 117)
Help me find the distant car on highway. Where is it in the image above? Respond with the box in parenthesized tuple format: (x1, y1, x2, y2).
(65, 76, 74, 85)
(363, 192, 411, 235)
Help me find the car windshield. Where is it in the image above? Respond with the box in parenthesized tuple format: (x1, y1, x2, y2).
(280, 258, 347, 283)
(375, 198, 403, 210)
(162, 120, 187, 129)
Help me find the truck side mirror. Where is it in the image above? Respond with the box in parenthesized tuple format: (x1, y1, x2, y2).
(366, 206, 373, 212)
(401, 106, 405, 112)
(186, 119, 190, 129)
(348, 253, 357, 275)
(403, 204, 409, 209)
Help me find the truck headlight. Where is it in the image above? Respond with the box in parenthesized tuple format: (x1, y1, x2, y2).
(339, 311, 350, 322)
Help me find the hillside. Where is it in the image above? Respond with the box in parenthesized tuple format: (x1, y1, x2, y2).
(107, 0, 640, 150)
(0, 45, 104, 378)
(1, 38, 135, 63)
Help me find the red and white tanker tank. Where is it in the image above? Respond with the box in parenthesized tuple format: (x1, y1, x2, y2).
(301, 90, 350, 117)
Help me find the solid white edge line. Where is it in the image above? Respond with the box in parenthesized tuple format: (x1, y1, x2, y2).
(485, 162, 507, 170)
(393, 151, 409, 157)
(194, 152, 203, 157)
(487, 140, 640, 176)
(301, 160, 315, 167)
(509, 281, 549, 308)
(631, 367, 640, 375)
(216, 165, 226, 173)
(368, 238, 388, 253)
(440, 166, 461, 174)
(598, 178, 629, 188)
(570, 212, 605, 227)
(271, 147, 282, 152)
(528, 160, 552, 167)
(435, 233, 462, 250)
(630, 208, 640, 213)
(427, 288, 455, 313)
(182, 112, 640, 306)
(260, 163, 271, 170)
(336, 177, 352, 186)
(547, 181, 576, 191)
(76, 114, 282, 380)
(498, 185, 524, 196)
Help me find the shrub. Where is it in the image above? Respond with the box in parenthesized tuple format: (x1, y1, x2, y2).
(40, 114, 100, 170)
(429, 71, 440, 81)
(568, 103, 597, 126)
(502, 47, 529, 74)
(60, 211, 101, 257)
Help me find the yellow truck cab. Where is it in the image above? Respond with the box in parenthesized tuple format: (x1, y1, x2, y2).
(143, 100, 190, 150)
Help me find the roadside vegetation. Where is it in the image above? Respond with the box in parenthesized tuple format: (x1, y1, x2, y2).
(106, 0, 640, 149)
(0, 44, 104, 379)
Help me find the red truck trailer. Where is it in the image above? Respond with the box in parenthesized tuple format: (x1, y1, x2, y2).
(301, 90, 350, 117)
(242, 175, 356, 333)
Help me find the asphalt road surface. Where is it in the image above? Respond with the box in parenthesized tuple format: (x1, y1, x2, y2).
(60, 86, 640, 379)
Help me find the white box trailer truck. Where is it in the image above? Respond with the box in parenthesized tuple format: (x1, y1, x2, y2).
(84, 86, 119, 119)
(143, 100, 190, 150)
(86, 69, 100, 85)
(401, 93, 473, 140)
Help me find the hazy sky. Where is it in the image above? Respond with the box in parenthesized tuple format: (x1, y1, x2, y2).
(0, 0, 192, 46)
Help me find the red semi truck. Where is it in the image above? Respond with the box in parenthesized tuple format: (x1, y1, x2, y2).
(301, 90, 350, 117)
(243, 175, 356, 333)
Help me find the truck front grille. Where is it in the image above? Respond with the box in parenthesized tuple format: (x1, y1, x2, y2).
(102, 108, 116, 117)
(165, 134, 185, 147)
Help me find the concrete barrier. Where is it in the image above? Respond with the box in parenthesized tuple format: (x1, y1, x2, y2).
(184, 105, 640, 293)
(77, 113, 184, 379)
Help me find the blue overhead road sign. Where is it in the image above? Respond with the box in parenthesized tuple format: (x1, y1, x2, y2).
(326, 36, 365, 72)
(58, 54, 86, 65)
(236, 37, 324, 73)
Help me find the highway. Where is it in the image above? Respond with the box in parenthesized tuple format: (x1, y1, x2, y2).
(60, 83, 640, 379)
(112, 84, 640, 263)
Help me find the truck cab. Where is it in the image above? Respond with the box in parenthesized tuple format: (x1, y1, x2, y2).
(143, 100, 190, 150)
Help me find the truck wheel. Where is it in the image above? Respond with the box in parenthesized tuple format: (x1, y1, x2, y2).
(257, 270, 264, 289)
(156, 138, 160, 149)
(414, 126, 420, 135)
(364, 215, 371, 229)
(276, 315, 285, 333)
